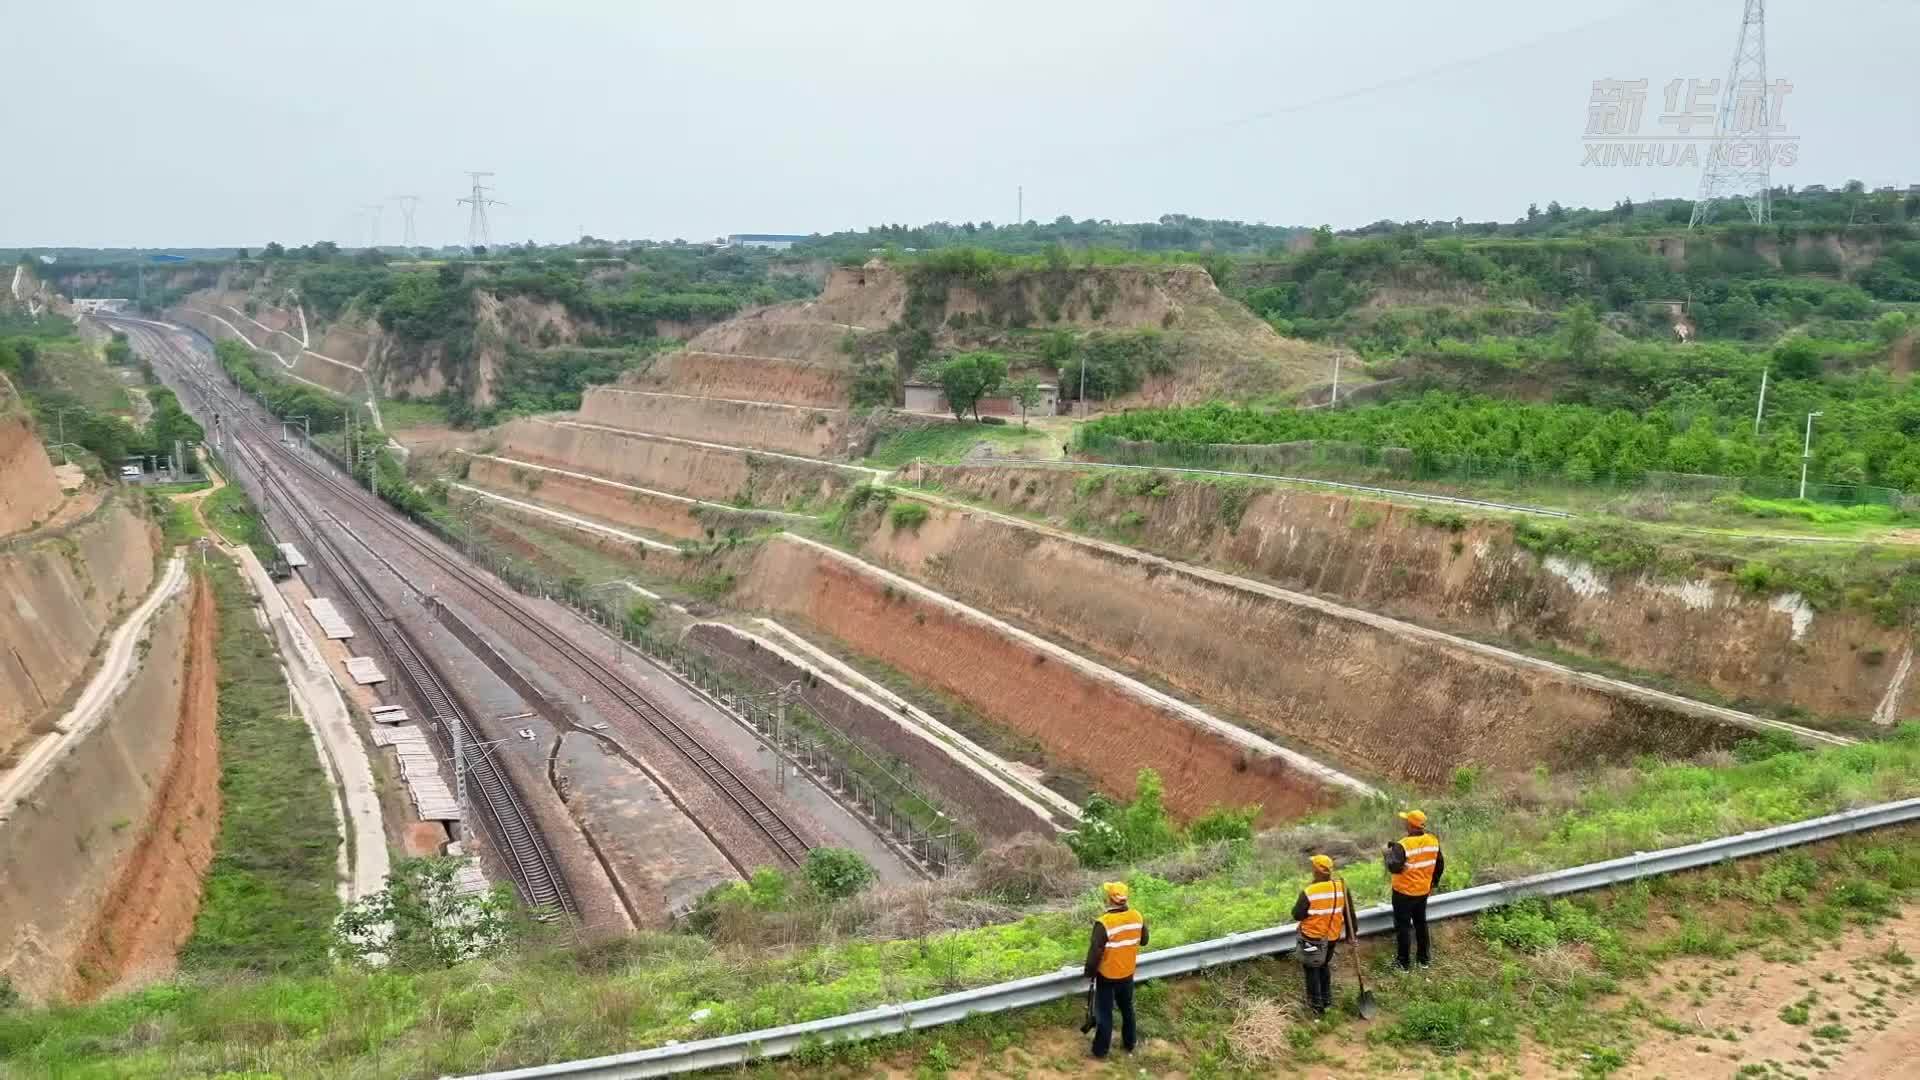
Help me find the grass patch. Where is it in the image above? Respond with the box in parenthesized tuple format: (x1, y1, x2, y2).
(176, 553, 341, 975)
(201, 485, 276, 564)
(145, 480, 212, 496)
(376, 397, 452, 430)
(862, 420, 1052, 467)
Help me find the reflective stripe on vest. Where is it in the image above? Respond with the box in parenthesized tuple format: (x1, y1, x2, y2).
(1392, 832, 1440, 896)
(1097, 910, 1144, 979)
(1300, 880, 1346, 941)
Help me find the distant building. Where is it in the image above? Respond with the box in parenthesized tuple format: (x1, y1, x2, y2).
(905, 379, 1057, 420)
(725, 233, 809, 251)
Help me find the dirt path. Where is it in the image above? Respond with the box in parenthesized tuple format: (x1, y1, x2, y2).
(64, 572, 221, 1000)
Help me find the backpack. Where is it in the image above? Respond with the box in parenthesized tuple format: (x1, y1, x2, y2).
(1383, 841, 1407, 874)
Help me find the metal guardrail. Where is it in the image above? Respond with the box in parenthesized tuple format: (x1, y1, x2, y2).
(944, 455, 1573, 519)
(459, 795, 1920, 1079)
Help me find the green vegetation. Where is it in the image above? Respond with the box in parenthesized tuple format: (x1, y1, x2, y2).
(801, 848, 879, 901)
(795, 215, 1303, 261)
(863, 421, 1053, 467)
(930, 350, 1008, 420)
(887, 500, 929, 531)
(11, 727, 1920, 1076)
(178, 553, 341, 975)
(334, 858, 520, 970)
(213, 339, 348, 434)
(1081, 383, 1920, 496)
(3, 314, 206, 474)
(375, 397, 451, 430)
(201, 484, 276, 565)
(1065, 770, 1259, 868)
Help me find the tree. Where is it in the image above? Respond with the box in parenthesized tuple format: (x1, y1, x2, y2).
(1559, 302, 1600, 361)
(263, 241, 285, 259)
(334, 857, 520, 969)
(1773, 336, 1822, 380)
(803, 847, 877, 900)
(1009, 376, 1046, 428)
(934, 351, 1007, 420)
(103, 332, 133, 367)
(1039, 329, 1078, 370)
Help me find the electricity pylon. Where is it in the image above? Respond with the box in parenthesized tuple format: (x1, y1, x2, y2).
(457, 172, 503, 252)
(392, 195, 421, 248)
(1688, 0, 1773, 227)
(362, 203, 384, 249)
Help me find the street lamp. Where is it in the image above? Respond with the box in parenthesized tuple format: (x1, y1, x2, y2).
(1799, 411, 1823, 501)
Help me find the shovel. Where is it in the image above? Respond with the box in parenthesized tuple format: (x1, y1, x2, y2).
(1341, 880, 1378, 1019)
(1078, 978, 1096, 1034)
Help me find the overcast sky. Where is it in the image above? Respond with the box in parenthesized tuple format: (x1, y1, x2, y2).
(4, 0, 1915, 249)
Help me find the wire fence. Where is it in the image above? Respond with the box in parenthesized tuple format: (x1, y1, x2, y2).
(1075, 433, 1915, 510)
(398, 494, 963, 877)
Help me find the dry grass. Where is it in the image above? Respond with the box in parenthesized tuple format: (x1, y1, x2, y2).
(1227, 997, 1297, 1064)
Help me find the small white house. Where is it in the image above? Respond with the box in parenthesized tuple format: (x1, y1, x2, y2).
(725, 233, 809, 251)
(904, 379, 1057, 419)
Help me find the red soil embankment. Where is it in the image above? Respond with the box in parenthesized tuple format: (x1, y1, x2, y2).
(0, 391, 64, 535)
(66, 572, 220, 1000)
(632, 350, 850, 409)
(727, 535, 1339, 824)
(496, 418, 859, 508)
(577, 388, 845, 458)
(466, 455, 707, 541)
(855, 494, 1742, 787)
(0, 495, 159, 756)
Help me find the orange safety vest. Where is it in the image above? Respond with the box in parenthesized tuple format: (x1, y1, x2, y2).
(1097, 908, 1145, 979)
(1300, 879, 1347, 941)
(1392, 832, 1440, 896)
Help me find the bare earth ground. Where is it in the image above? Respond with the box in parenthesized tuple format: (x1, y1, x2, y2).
(64, 572, 220, 1001)
(865, 906, 1920, 1080)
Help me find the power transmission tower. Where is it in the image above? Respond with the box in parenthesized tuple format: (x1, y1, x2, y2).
(362, 203, 384, 249)
(1688, 0, 1774, 228)
(393, 195, 421, 248)
(457, 171, 503, 252)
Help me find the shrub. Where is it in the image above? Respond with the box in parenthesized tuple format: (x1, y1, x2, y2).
(804, 848, 877, 901)
(1187, 806, 1258, 846)
(1065, 769, 1181, 868)
(889, 501, 930, 531)
(1734, 561, 1777, 593)
(969, 835, 1081, 902)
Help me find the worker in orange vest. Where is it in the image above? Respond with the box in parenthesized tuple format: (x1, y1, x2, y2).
(1291, 854, 1357, 1015)
(1384, 809, 1445, 970)
(1082, 880, 1148, 1058)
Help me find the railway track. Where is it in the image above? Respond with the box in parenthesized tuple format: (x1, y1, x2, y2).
(229, 436, 576, 916)
(129, 319, 810, 868)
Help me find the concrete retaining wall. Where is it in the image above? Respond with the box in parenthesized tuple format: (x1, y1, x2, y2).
(577, 388, 846, 458)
